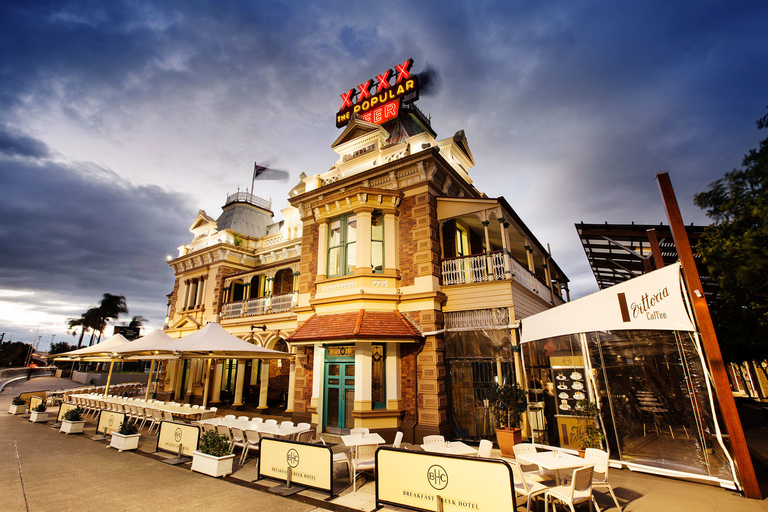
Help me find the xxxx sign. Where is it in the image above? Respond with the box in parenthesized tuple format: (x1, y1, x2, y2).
(336, 58, 420, 128)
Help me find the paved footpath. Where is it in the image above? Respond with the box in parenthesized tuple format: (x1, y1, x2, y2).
(4, 376, 768, 511)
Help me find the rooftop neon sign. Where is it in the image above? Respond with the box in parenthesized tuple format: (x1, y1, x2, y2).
(336, 58, 420, 128)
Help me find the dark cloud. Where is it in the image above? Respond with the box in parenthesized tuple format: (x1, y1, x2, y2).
(0, 140, 195, 330)
(0, 125, 51, 158)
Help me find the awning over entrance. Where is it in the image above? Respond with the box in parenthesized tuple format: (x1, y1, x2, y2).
(287, 310, 423, 345)
(520, 262, 695, 343)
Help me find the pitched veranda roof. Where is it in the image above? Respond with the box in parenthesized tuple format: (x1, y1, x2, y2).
(287, 310, 423, 344)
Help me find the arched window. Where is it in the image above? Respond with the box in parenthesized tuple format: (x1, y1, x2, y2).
(273, 268, 294, 295)
(231, 280, 245, 302)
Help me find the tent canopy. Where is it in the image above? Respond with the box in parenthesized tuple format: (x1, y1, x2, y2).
(54, 334, 130, 360)
(111, 329, 175, 355)
(520, 262, 695, 343)
(118, 322, 292, 359)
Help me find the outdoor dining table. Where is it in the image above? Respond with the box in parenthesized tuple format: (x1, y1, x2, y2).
(341, 433, 386, 447)
(420, 440, 478, 456)
(71, 393, 210, 421)
(516, 450, 594, 484)
(198, 417, 304, 439)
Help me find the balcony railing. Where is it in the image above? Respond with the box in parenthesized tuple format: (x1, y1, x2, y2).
(220, 292, 296, 320)
(442, 252, 557, 303)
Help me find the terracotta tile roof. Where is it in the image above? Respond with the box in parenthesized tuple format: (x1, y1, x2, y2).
(287, 310, 422, 343)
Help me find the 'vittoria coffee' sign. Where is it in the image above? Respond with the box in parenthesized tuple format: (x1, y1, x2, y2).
(336, 58, 420, 128)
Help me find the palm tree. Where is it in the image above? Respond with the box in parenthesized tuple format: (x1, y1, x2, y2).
(127, 315, 148, 328)
(84, 307, 102, 346)
(67, 314, 90, 349)
(93, 294, 129, 344)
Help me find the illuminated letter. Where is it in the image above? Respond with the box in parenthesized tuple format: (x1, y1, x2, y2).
(396, 84, 405, 95)
(358, 79, 372, 100)
(370, 96, 379, 108)
(340, 89, 355, 109)
(376, 69, 392, 92)
(384, 102, 397, 119)
(372, 107, 382, 123)
(362, 112, 372, 123)
(406, 79, 414, 91)
(395, 58, 413, 82)
(362, 100, 370, 111)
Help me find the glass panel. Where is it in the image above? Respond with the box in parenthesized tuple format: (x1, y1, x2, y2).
(346, 215, 357, 242)
(372, 241, 384, 272)
(328, 378, 339, 385)
(328, 247, 340, 276)
(372, 345, 385, 407)
(346, 241, 356, 273)
(371, 210, 383, 239)
(345, 364, 355, 377)
(328, 364, 340, 376)
(327, 387, 340, 428)
(327, 345, 355, 358)
(588, 330, 733, 479)
(329, 219, 341, 246)
(345, 388, 355, 429)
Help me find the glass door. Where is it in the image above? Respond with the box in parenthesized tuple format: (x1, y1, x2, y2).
(324, 359, 355, 434)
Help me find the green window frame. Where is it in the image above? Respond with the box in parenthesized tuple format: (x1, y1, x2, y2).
(328, 214, 357, 277)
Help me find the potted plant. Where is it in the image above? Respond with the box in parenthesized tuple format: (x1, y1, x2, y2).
(9, 396, 26, 415)
(29, 403, 49, 423)
(570, 399, 605, 456)
(60, 406, 86, 434)
(488, 381, 528, 457)
(191, 429, 235, 478)
(109, 419, 141, 452)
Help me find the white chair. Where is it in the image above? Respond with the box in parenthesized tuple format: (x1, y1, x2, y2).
(209, 407, 217, 413)
(513, 443, 556, 482)
(280, 421, 294, 428)
(477, 439, 493, 458)
(242, 430, 261, 464)
(352, 444, 377, 493)
(296, 429, 314, 443)
(350, 427, 369, 435)
(224, 415, 236, 420)
(182, 403, 191, 408)
(163, 410, 174, 422)
(510, 460, 550, 512)
(296, 422, 311, 430)
(251, 417, 264, 424)
(192, 405, 201, 409)
(217, 425, 233, 448)
(147, 409, 163, 434)
(238, 416, 250, 421)
(423, 435, 445, 444)
(321, 438, 352, 481)
(264, 419, 278, 426)
(392, 431, 405, 449)
(231, 427, 247, 461)
(585, 448, 622, 510)
(545, 466, 595, 512)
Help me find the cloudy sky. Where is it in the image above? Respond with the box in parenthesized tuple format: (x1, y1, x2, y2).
(1, 1, 767, 351)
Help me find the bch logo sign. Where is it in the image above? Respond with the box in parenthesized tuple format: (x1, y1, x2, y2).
(287, 449, 300, 468)
(174, 428, 183, 442)
(427, 464, 448, 490)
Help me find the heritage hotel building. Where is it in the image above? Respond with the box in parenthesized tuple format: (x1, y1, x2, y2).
(160, 59, 570, 444)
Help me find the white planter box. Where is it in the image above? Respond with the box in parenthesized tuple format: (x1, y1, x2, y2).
(60, 420, 85, 434)
(191, 451, 235, 478)
(110, 433, 140, 452)
(8, 404, 26, 415)
(29, 411, 49, 423)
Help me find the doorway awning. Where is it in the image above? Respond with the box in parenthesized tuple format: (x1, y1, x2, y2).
(287, 310, 423, 345)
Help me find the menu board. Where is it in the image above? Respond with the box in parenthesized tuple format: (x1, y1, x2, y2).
(552, 368, 587, 416)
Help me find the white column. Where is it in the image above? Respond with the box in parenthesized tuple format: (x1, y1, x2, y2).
(386, 343, 401, 408)
(196, 277, 206, 307)
(258, 360, 270, 409)
(233, 360, 246, 406)
(186, 359, 197, 398)
(285, 361, 296, 413)
(317, 220, 329, 279)
(483, 220, 493, 280)
(165, 360, 177, 394)
(250, 359, 260, 385)
(175, 360, 186, 400)
(212, 362, 223, 403)
(355, 342, 372, 410)
(183, 280, 192, 309)
(384, 213, 397, 270)
(499, 219, 512, 279)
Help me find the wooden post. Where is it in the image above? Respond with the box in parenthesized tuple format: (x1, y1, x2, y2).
(646, 228, 665, 270)
(656, 171, 761, 498)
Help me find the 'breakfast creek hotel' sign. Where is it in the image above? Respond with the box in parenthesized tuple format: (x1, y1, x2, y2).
(336, 58, 420, 128)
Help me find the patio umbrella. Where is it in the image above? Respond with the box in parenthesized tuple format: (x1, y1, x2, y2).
(111, 329, 176, 399)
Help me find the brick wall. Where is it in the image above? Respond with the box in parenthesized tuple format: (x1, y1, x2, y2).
(299, 223, 318, 298)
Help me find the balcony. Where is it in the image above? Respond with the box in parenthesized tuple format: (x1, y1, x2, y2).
(441, 252, 559, 304)
(220, 292, 296, 320)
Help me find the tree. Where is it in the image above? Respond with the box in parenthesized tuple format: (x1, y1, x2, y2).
(694, 110, 768, 363)
(91, 294, 129, 345)
(49, 341, 76, 355)
(66, 314, 91, 349)
(125, 315, 148, 328)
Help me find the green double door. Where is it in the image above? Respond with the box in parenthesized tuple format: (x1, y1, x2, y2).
(324, 359, 355, 434)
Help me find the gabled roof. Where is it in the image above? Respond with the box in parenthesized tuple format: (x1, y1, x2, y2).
(190, 209, 217, 231)
(451, 130, 475, 166)
(287, 310, 423, 343)
(332, 114, 389, 149)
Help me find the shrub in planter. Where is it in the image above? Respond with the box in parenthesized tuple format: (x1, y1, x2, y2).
(9, 396, 26, 415)
(570, 399, 605, 455)
(191, 430, 235, 478)
(30, 403, 49, 423)
(60, 406, 86, 434)
(489, 382, 528, 457)
(110, 419, 141, 452)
